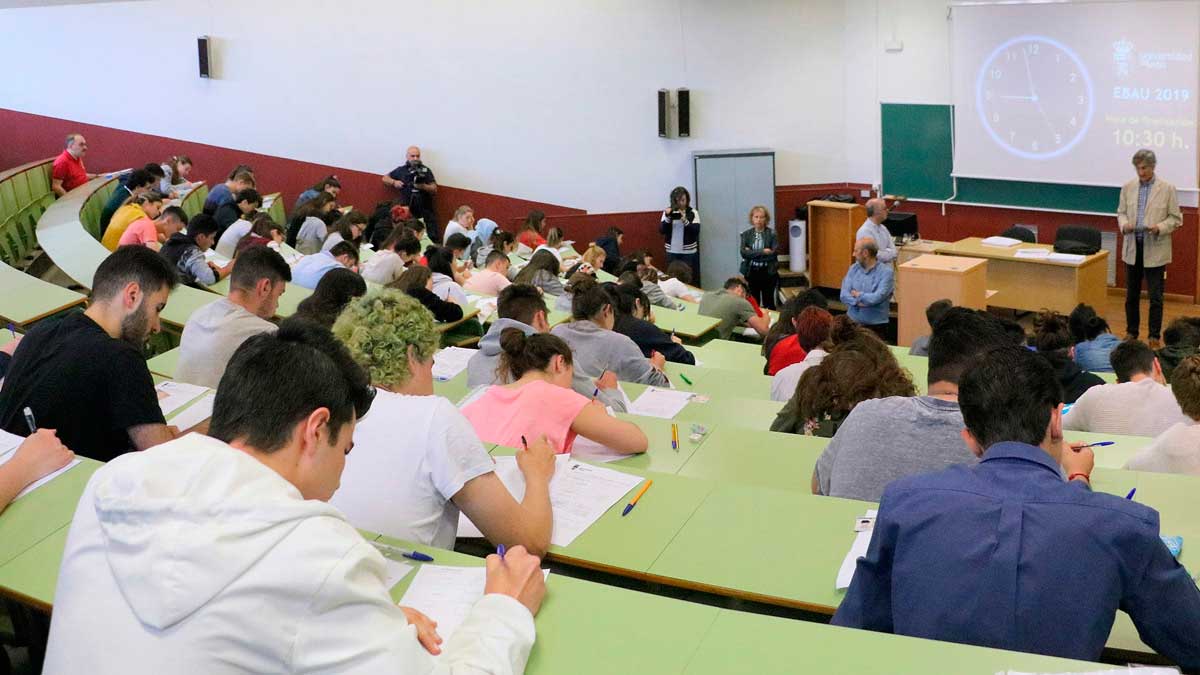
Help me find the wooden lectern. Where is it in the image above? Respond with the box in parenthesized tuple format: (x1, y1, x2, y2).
(807, 200, 867, 289)
(897, 254, 987, 347)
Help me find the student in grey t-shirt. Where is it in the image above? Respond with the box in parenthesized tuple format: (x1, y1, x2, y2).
(812, 307, 1016, 502)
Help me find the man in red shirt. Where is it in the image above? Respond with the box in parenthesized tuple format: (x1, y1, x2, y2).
(51, 133, 92, 197)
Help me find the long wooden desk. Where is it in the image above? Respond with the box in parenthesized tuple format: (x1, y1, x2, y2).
(935, 237, 1109, 314)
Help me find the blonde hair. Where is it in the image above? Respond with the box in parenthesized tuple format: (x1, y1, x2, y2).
(332, 289, 439, 387)
(748, 205, 771, 225)
(546, 227, 563, 248)
(582, 243, 606, 268)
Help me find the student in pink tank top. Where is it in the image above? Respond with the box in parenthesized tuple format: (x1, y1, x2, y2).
(461, 329, 647, 455)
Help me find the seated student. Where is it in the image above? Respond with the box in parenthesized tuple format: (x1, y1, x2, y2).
(908, 298, 951, 357)
(552, 278, 670, 391)
(44, 320, 545, 673)
(159, 155, 193, 197)
(388, 265, 464, 324)
(612, 283, 695, 365)
(514, 249, 564, 296)
(808, 309, 1009, 500)
(329, 291, 555, 553)
(632, 267, 678, 311)
(0, 247, 178, 461)
(833, 345, 1200, 668)
(462, 329, 647, 456)
(120, 196, 187, 251)
(595, 226, 623, 275)
(294, 268, 367, 328)
(321, 211, 367, 253)
(517, 210, 548, 250)
(102, 190, 162, 250)
(213, 188, 262, 237)
(772, 325, 915, 439)
(202, 165, 254, 215)
(699, 277, 770, 340)
(468, 284, 550, 387)
(114, 192, 171, 249)
(580, 243, 607, 274)
(0, 333, 20, 379)
(287, 192, 338, 255)
(425, 245, 470, 305)
(215, 209, 257, 259)
(764, 301, 832, 377)
(464, 250, 513, 296)
(1156, 318, 1200, 381)
(442, 204, 476, 244)
(475, 227, 513, 269)
(1069, 303, 1120, 372)
(1033, 310, 1104, 404)
(292, 241, 359, 290)
(160, 212, 232, 287)
(292, 174, 340, 212)
(361, 228, 421, 285)
(469, 217, 498, 265)
(555, 270, 593, 313)
(234, 214, 286, 254)
(532, 227, 565, 264)
(444, 231, 475, 275)
(0, 429, 74, 516)
(769, 307, 834, 399)
(176, 247, 291, 388)
(1063, 339, 1187, 436)
(99, 168, 156, 236)
(657, 260, 703, 303)
(1125, 355, 1200, 474)
(761, 289, 828, 369)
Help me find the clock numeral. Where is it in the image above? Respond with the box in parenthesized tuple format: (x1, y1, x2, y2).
(1069, 72, 1077, 83)
(992, 113, 999, 123)
(1024, 43, 1039, 55)
(991, 69, 1002, 80)
(1055, 53, 1061, 63)
(1031, 140, 1039, 152)
(1010, 131, 1017, 142)
(986, 90, 994, 101)
(1069, 116, 1077, 127)
(1077, 95, 1085, 104)
(1055, 134, 1062, 145)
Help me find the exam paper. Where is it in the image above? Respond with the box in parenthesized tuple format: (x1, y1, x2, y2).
(0, 429, 22, 456)
(170, 393, 215, 431)
(569, 435, 627, 464)
(628, 386, 693, 419)
(836, 509, 878, 590)
(457, 455, 643, 546)
(203, 249, 231, 266)
(1013, 248, 1050, 259)
(0, 446, 81, 502)
(432, 347, 475, 382)
(399, 565, 551, 650)
(981, 236, 1022, 247)
(155, 381, 209, 417)
(1046, 252, 1086, 264)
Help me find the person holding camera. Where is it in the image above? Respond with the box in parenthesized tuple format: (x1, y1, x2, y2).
(382, 146, 439, 239)
(659, 186, 700, 281)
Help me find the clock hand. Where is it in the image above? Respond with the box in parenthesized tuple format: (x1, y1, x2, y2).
(1022, 45, 1058, 139)
(1000, 95, 1037, 101)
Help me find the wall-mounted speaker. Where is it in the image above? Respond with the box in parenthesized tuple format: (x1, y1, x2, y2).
(657, 89, 669, 138)
(676, 88, 690, 137)
(198, 36, 211, 78)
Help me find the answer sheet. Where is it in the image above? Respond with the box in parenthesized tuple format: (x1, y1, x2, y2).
(155, 380, 209, 417)
(0, 444, 81, 502)
(432, 347, 476, 381)
(169, 393, 215, 432)
(369, 541, 417, 590)
(457, 455, 644, 546)
(398, 565, 550, 650)
(836, 509, 878, 590)
(628, 386, 694, 419)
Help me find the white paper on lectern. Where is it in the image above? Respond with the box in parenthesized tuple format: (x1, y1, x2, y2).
(456, 455, 643, 546)
(836, 509, 878, 590)
(1013, 248, 1050, 259)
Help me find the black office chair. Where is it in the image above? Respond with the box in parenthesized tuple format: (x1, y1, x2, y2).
(998, 226, 1036, 243)
(1054, 225, 1101, 254)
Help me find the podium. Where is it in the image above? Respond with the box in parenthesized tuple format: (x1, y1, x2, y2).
(897, 254, 988, 347)
(807, 200, 867, 289)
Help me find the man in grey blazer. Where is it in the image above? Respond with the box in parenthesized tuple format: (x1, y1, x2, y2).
(1117, 149, 1182, 348)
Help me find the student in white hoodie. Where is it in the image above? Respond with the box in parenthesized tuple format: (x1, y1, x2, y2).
(1126, 354, 1200, 475)
(45, 319, 544, 674)
(175, 246, 291, 388)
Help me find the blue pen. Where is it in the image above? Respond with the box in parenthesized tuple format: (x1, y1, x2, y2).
(1126, 488, 1137, 500)
(6, 323, 14, 339)
(1084, 441, 1115, 448)
(497, 544, 506, 559)
(374, 542, 434, 562)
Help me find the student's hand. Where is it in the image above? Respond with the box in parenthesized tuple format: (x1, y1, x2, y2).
(399, 606, 443, 655)
(0, 335, 21, 356)
(1061, 442, 1095, 481)
(650, 351, 667, 370)
(484, 545, 547, 617)
(166, 425, 182, 439)
(594, 370, 619, 391)
(516, 434, 557, 485)
(670, 334, 683, 345)
(10, 429, 74, 484)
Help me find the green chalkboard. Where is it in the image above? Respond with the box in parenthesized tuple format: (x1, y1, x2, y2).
(880, 103, 1120, 214)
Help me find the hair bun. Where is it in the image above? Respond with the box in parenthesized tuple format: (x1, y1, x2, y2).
(499, 327, 528, 355)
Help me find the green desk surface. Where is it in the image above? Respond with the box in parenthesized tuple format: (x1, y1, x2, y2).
(690, 338, 763, 371)
(1097, 371, 1118, 383)
(893, 353, 929, 395)
(35, 176, 112, 289)
(379, 534, 723, 675)
(0, 458, 101, 567)
(650, 305, 720, 339)
(0, 264, 86, 326)
(676, 426, 827, 491)
(147, 346, 182, 379)
(672, 363, 772, 401)
(621, 382, 782, 430)
(683, 610, 1106, 675)
(0, 523, 70, 610)
(605, 413, 708, 475)
(160, 285, 224, 330)
(1063, 430, 1150, 470)
(432, 372, 471, 404)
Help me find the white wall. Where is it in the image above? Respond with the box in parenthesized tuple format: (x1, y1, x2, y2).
(0, 0, 850, 212)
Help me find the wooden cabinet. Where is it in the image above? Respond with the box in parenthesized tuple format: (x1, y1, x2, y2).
(806, 200, 866, 289)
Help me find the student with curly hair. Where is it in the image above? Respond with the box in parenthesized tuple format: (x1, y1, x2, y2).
(1033, 309, 1104, 403)
(330, 290, 555, 555)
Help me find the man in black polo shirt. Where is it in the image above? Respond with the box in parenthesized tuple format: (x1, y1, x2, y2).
(381, 145, 439, 239)
(0, 246, 179, 462)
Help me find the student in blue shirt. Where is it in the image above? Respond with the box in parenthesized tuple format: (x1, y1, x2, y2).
(839, 238, 893, 336)
(1068, 302, 1120, 373)
(291, 241, 359, 289)
(834, 345, 1200, 668)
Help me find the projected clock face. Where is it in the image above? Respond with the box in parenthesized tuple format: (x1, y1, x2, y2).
(976, 35, 1094, 160)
